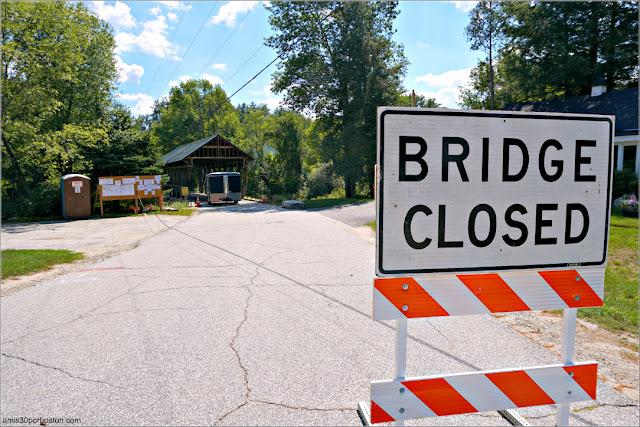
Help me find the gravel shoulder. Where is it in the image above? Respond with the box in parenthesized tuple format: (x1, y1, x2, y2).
(497, 312, 639, 403)
(1, 213, 192, 297)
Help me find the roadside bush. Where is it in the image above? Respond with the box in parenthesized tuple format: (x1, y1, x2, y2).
(613, 169, 638, 200)
(299, 161, 344, 199)
(31, 179, 63, 218)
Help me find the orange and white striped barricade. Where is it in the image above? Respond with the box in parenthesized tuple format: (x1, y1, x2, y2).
(360, 108, 614, 426)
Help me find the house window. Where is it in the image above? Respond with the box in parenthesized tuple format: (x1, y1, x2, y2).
(623, 145, 637, 171)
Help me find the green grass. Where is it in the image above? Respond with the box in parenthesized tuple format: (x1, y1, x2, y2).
(1, 249, 84, 279)
(579, 215, 639, 333)
(365, 216, 639, 334)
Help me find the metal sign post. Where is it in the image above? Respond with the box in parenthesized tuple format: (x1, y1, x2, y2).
(359, 108, 613, 426)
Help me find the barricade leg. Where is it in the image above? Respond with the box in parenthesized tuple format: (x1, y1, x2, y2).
(556, 308, 577, 426)
(394, 318, 408, 426)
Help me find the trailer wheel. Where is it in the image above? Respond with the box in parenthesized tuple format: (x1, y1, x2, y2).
(234, 201, 239, 204)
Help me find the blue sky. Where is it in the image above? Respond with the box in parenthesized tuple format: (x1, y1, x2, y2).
(85, 1, 482, 116)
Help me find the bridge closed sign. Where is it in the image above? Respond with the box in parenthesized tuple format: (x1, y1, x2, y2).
(376, 108, 613, 275)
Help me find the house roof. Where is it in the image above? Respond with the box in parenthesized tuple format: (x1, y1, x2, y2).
(160, 134, 253, 165)
(502, 87, 638, 136)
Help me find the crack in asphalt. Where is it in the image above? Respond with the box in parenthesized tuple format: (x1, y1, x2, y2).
(424, 319, 452, 343)
(1, 353, 124, 389)
(81, 307, 208, 318)
(2, 276, 153, 346)
(129, 284, 249, 294)
(214, 267, 258, 426)
(152, 214, 483, 373)
(249, 400, 352, 412)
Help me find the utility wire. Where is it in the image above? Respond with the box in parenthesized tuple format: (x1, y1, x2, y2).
(144, 1, 191, 96)
(206, 4, 342, 114)
(195, 10, 252, 79)
(157, 2, 220, 97)
(220, 44, 264, 88)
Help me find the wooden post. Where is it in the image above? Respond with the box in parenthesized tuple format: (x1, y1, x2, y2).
(134, 197, 138, 215)
(93, 190, 99, 216)
(411, 90, 416, 108)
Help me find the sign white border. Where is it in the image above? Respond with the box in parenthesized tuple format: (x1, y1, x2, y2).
(376, 108, 614, 276)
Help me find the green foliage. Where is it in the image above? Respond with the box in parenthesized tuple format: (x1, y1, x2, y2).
(1, 2, 161, 219)
(395, 94, 441, 108)
(465, 1, 504, 109)
(266, 1, 407, 197)
(612, 169, 638, 200)
(150, 79, 241, 154)
(460, 1, 639, 108)
(1, 249, 84, 279)
(299, 161, 344, 199)
(266, 111, 309, 194)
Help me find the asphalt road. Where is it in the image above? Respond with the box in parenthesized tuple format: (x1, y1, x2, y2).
(308, 201, 375, 228)
(1, 201, 637, 425)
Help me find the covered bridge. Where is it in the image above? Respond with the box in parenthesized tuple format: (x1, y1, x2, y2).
(160, 134, 254, 198)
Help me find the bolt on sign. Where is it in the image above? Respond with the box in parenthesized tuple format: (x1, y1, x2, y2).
(360, 108, 613, 426)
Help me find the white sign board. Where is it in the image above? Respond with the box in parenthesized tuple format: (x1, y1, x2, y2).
(376, 108, 613, 276)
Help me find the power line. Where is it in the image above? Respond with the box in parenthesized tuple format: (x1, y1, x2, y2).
(219, 4, 342, 109)
(195, 10, 252, 79)
(220, 44, 264, 88)
(160, 4, 341, 117)
(157, 2, 220, 97)
(144, 1, 192, 96)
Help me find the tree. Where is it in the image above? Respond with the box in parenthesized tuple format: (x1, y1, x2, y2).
(1, 2, 161, 218)
(266, 1, 407, 197)
(465, 1, 504, 109)
(2, 1, 117, 208)
(266, 112, 308, 194)
(396, 93, 441, 108)
(150, 79, 241, 154)
(460, 1, 638, 108)
(501, 1, 638, 97)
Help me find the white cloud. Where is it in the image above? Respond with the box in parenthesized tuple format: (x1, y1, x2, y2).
(116, 93, 155, 115)
(88, 1, 136, 28)
(261, 98, 282, 111)
(211, 63, 227, 71)
(413, 68, 473, 108)
(249, 84, 271, 97)
(172, 55, 182, 61)
(414, 88, 461, 109)
(248, 83, 282, 110)
(115, 56, 144, 84)
(150, 7, 161, 16)
(167, 12, 178, 21)
(169, 75, 193, 87)
(414, 68, 471, 88)
(115, 16, 171, 58)
(417, 42, 431, 49)
(155, 1, 191, 11)
(449, 1, 478, 13)
(169, 74, 224, 87)
(201, 73, 224, 86)
(209, 1, 258, 27)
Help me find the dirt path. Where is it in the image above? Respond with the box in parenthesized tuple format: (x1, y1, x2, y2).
(498, 311, 639, 403)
